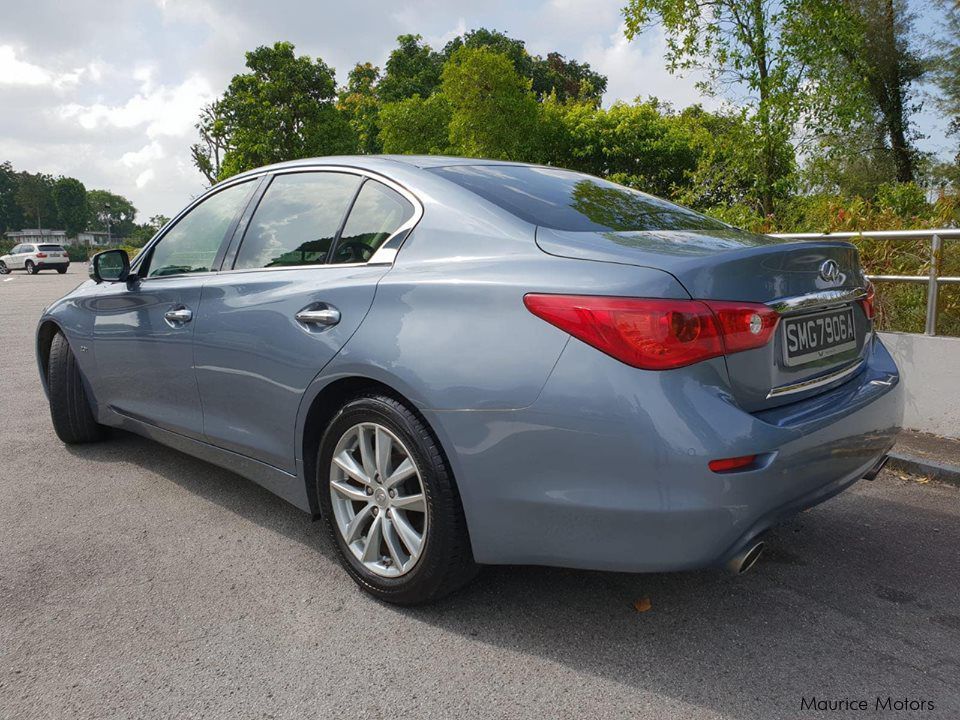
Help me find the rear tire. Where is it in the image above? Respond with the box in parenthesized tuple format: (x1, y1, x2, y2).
(47, 332, 105, 444)
(25, 260, 37, 274)
(317, 393, 477, 605)
(57, 267, 67, 274)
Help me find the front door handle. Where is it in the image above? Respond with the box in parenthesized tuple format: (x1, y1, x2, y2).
(295, 307, 341, 326)
(164, 306, 193, 324)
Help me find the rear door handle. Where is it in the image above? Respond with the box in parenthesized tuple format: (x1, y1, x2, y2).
(295, 307, 341, 326)
(164, 306, 193, 324)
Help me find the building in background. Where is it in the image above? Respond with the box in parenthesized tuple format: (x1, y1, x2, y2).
(4, 229, 120, 247)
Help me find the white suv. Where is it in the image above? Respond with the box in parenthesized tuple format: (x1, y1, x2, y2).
(0, 243, 71, 274)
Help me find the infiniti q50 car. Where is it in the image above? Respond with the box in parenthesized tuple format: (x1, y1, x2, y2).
(36, 156, 902, 604)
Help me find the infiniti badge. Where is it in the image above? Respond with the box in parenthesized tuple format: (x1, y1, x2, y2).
(819, 259, 842, 283)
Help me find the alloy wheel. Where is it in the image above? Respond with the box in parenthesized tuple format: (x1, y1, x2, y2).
(329, 422, 428, 578)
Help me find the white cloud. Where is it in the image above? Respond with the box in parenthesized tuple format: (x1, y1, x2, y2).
(58, 74, 214, 138)
(121, 141, 165, 167)
(135, 168, 156, 188)
(0, 45, 92, 89)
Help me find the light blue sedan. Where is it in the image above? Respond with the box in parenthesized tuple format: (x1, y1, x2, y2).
(36, 156, 902, 604)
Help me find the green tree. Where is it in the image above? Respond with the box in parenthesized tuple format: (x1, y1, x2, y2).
(555, 100, 700, 198)
(196, 42, 356, 180)
(832, 0, 925, 184)
(930, 0, 960, 186)
(15, 172, 55, 229)
(87, 189, 137, 238)
(190, 101, 229, 185)
(440, 47, 541, 161)
(623, 0, 865, 215)
(443, 28, 607, 103)
(127, 214, 170, 247)
(338, 62, 383, 154)
(379, 94, 452, 155)
(378, 35, 444, 102)
(0, 162, 24, 234)
(52, 177, 89, 236)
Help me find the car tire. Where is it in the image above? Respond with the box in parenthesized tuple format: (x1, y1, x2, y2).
(25, 260, 37, 274)
(47, 331, 106, 444)
(317, 393, 477, 605)
(0, 261, 7, 274)
(57, 267, 67, 274)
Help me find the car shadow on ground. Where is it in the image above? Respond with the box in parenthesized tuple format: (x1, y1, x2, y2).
(65, 429, 960, 718)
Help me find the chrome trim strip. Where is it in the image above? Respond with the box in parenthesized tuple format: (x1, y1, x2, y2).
(765, 360, 865, 399)
(766, 287, 867, 316)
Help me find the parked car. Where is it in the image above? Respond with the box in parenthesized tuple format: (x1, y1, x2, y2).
(0, 243, 70, 274)
(35, 156, 903, 604)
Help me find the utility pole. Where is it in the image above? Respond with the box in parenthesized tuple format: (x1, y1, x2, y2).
(104, 202, 112, 246)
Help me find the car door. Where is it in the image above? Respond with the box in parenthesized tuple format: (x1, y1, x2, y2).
(88, 178, 258, 439)
(11, 245, 27, 268)
(194, 169, 419, 473)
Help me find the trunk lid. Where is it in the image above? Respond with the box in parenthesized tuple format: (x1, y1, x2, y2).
(536, 227, 871, 411)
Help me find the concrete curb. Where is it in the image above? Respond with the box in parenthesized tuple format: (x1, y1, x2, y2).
(887, 452, 960, 486)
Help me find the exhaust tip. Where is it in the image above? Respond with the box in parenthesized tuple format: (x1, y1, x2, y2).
(726, 541, 765, 575)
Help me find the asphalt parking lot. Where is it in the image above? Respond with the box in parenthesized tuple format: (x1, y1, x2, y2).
(2, 266, 959, 719)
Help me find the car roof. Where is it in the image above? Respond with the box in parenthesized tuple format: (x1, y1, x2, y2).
(228, 155, 545, 182)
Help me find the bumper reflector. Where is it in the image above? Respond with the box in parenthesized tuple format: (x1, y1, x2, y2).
(709, 455, 758, 473)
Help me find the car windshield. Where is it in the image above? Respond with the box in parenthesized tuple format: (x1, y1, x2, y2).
(39, 245, 64, 251)
(428, 164, 735, 233)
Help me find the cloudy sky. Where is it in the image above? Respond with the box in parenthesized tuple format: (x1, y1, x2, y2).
(0, 0, 949, 220)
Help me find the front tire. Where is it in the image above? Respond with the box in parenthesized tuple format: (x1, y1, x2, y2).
(47, 332, 105, 443)
(317, 393, 477, 605)
(25, 260, 37, 274)
(0, 261, 8, 274)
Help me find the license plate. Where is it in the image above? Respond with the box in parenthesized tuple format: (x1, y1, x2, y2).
(782, 306, 857, 366)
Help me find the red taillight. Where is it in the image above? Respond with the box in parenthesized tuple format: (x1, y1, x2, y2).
(523, 294, 779, 371)
(36, 252, 47, 258)
(704, 300, 780, 353)
(709, 455, 757, 473)
(859, 280, 876, 320)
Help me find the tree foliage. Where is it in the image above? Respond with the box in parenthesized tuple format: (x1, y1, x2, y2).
(338, 63, 383, 154)
(623, 0, 868, 214)
(210, 41, 356, 179)
(52, 177, 89, 236)
(87, 189, 137, 238)
(379, 94, 452, 155)
(441, 47, 541, 161)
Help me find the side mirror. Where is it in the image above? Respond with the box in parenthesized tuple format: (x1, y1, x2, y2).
(90, 249, 130, 283)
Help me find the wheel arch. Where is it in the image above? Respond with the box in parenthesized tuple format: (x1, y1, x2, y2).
(36, 318, 63, 394)
(298, 375, 459, 520)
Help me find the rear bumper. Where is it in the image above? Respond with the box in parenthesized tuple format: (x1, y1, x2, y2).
(35, 260, 70, 269)
(428, 334, 903, 572)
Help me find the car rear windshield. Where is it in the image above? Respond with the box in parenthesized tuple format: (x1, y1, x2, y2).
(39, 245, 64, 251)
(428, 164, 733, 233)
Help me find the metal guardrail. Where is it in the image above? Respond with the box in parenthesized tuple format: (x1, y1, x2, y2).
(772, 229, 960, 336)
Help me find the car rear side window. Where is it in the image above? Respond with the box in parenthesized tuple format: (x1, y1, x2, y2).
(234, 172, 361, 270)
(330, 180, 414, 264)
(428, 165, 732, 233)
(146, 180, 255, 278)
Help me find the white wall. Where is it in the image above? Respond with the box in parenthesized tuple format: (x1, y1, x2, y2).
(880, 332, 960, 439)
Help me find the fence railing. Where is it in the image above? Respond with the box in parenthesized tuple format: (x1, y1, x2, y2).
(771, 229, 960, 336)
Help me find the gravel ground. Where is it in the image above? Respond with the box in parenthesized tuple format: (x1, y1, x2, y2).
(2, 267, 959, 719)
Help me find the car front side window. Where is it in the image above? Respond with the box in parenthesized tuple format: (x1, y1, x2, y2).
(233, 172, 360, 270)
(144, 180, 255, 278)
